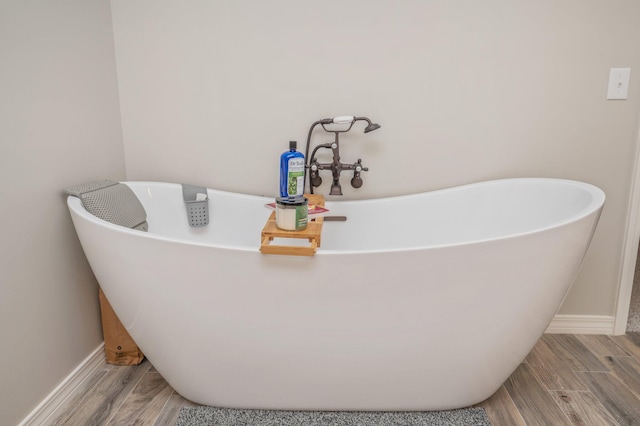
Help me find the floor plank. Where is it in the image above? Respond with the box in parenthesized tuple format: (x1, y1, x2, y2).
(611, 333, 640, 360)
(52, 361, 151, 425)
(600, 355, 640, 400)
(478, 385, 526, 426)
(154, 394, 200, 426)
(577, 370, 640, 425)
(503, 363, 571, 425)
(551, 390, 620, 426)
(526, 337, 588, 391)
(107, 372, 173, 426)
(577, 334, 631, 357)
(543, 334, 609, 372)
(48, 366, 109, 423)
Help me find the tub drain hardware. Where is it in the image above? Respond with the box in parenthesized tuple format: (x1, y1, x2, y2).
(181, 184, 209, 227)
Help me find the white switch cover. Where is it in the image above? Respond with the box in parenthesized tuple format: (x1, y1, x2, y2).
(607, 68, 631, 100)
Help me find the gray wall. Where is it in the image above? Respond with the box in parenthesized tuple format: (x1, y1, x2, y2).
(111, 0, 640, 317)
(0, 1, 125, 424)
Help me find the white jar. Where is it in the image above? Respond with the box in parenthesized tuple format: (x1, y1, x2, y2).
(275, 197, 308, 231)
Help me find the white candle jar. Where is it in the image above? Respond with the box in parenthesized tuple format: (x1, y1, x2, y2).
(275, 197, 308, 231)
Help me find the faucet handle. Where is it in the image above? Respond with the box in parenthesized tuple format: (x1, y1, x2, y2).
(351, 159, 368, 189)
(355, 159, 368, 172)
(309, 162, 322, 187)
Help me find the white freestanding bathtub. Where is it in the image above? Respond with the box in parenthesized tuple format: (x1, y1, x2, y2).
(67, 178, 604, 411)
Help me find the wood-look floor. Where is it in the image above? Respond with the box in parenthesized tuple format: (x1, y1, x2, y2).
(50, 333, 640, 426)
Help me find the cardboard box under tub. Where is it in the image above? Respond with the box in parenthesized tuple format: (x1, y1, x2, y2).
(98, 288, 144, 365)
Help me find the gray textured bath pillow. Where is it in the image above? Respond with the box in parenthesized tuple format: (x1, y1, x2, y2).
(65, 180, 148, 231)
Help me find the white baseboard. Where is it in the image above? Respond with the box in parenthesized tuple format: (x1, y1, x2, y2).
(545, 314, 616, 335)
(18, 343, 105, 426)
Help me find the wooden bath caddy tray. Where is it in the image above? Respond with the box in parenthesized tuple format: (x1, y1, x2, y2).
(260, 194, 325, 256)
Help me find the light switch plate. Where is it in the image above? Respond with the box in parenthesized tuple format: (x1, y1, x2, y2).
(607, 68, 631, 100)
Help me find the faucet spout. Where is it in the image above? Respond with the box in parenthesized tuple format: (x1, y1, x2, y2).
(330, 182, 343, 196)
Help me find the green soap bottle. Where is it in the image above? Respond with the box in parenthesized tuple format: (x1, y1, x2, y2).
(279, 140, 305, 198)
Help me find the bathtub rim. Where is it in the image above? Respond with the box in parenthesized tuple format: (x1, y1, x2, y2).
(66, 177, 605, 255)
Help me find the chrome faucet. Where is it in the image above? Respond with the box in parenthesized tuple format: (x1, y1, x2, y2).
(304, 116, 381, 195)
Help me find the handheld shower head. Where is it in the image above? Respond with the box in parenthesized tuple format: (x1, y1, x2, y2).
(364, 122, 381, 133)
(355, 116, 381, 133)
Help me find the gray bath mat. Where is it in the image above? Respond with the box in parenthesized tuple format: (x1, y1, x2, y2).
(175, 406, 490, 426)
